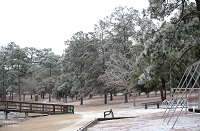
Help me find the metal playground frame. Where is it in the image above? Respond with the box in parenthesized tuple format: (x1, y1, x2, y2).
(162, 60, 200, 129)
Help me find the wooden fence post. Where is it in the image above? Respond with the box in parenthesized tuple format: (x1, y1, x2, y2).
(53, 105, 55, 114)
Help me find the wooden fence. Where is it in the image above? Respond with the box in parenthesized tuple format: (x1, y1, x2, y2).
(0, 101, 74, 118)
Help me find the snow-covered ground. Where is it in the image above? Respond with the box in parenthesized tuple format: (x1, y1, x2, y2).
(1, 93, 200, 131)
(85, 107, 200, 131)
(88, 114, 200, 131)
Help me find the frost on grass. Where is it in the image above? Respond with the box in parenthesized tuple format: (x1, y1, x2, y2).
(87, 109, 200, 131)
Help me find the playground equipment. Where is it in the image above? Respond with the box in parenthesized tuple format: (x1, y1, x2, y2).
(163, 60, 200, 129)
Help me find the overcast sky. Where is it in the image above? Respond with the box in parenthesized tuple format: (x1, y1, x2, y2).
(0, 0, 148, 55)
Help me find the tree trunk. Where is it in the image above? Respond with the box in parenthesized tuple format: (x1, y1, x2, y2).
(89, 94, 92, 99)
(23, 94, 25, 102)
(31, 94, 32, 99)
(146, 93, 149, 97)
(80, 97, 83, 105)
(2, 74, 5, 100)
(195, 0, 200, 21)
(65, 95, 68, 103)
(161, 78, 166, 100)
(18, 88, 21, 101)
(133, 92, 137, 106)
(49, 91, 51, 102)
(18, 84, 21, 102)
(104, 93, 107, 104)
(160, 90, 165, 101)
(124, 93, 128, 103)
(9, 92, 12, 100)
(110, 92, 113, 101)
(114, 90, 117, 96)
(18, 63, 21, 102)
(155, 91, 157, 96)
(11, 91, 13, 101)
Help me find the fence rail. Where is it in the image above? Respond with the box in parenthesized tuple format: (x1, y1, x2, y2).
(0, 101, 74, 118)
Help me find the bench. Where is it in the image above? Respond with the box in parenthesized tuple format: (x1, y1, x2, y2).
(142, 102, 160, 109)
(104, 109, 114, 118)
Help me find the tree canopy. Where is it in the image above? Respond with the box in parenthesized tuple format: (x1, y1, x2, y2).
(0, 1, 199, 104)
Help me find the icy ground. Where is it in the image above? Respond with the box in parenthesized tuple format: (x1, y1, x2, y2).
(86, 106, 200, 131)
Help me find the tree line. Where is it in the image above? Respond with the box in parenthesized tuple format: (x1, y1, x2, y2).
(0, 1, 199, 105)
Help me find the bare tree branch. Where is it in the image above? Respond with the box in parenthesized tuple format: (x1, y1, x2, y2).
(170, 44, 195, 70)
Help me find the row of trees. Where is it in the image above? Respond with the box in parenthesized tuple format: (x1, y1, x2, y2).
(0, 1, 199, 105)
(0, 43, 61, 101)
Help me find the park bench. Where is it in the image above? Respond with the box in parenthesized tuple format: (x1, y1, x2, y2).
(104, 109, 114, 118)
(142, 101, 160, 109)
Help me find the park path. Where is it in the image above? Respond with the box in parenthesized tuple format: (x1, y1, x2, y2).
(59, 111, 103, 131)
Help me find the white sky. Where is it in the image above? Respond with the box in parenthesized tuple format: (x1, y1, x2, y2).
(0, 0, 149, 55)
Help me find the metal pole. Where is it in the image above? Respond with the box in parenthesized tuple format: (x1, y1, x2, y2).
(170, 63, 172, 100)
(198, 89, 200, 109)
(185, 90, 187, 115)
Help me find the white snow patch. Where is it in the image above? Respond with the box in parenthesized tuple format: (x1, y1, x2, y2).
(87, 108, 200, 131)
